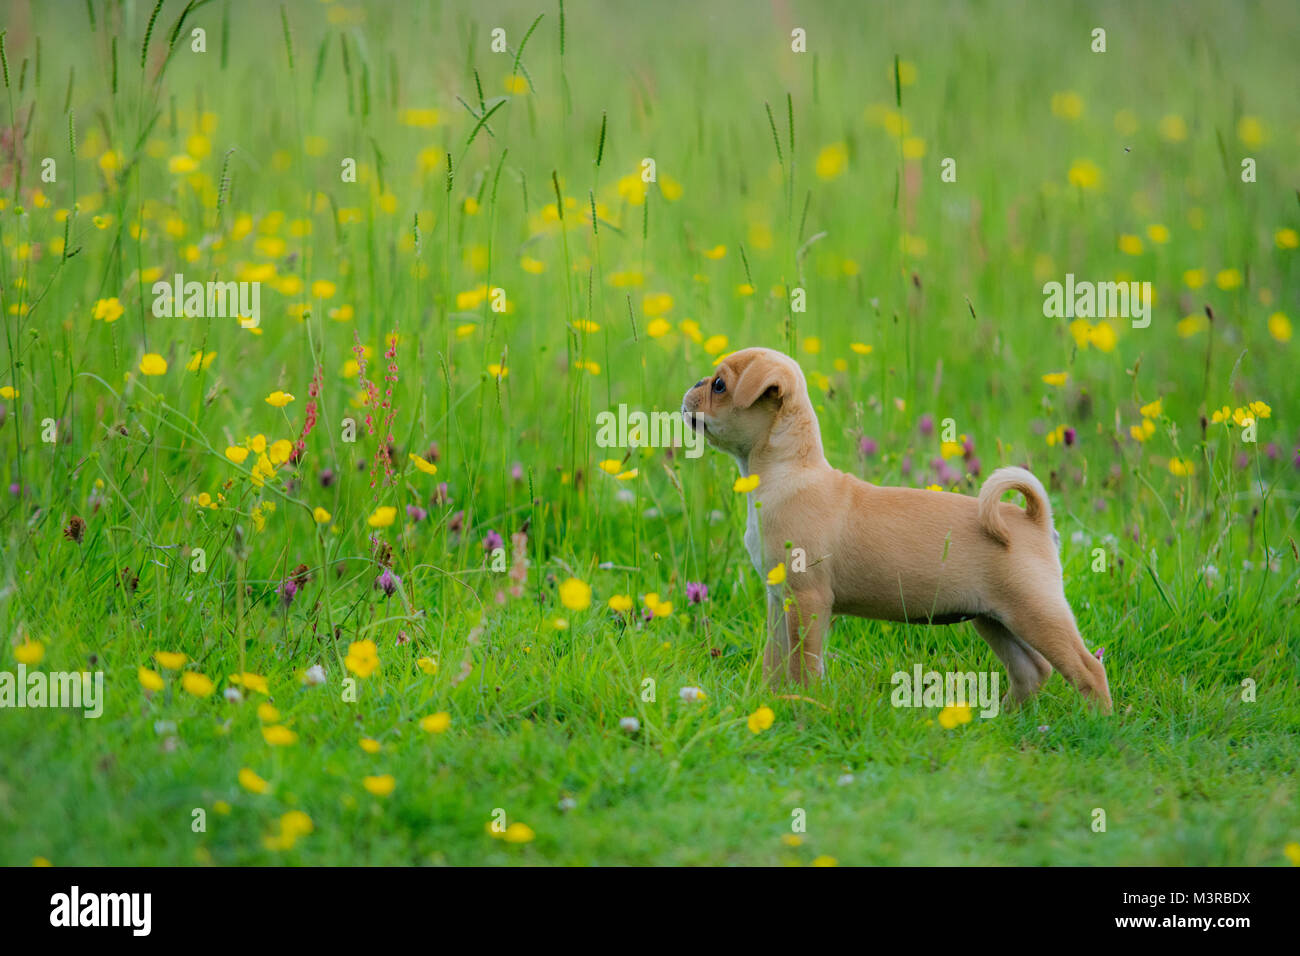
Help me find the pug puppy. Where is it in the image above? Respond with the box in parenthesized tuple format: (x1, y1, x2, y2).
(681, 346, 1111, 712)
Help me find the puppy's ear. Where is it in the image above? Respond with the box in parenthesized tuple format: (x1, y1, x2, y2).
(732, 357, 797, 409)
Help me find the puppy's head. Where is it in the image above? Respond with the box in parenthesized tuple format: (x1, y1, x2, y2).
(680, 347, 809, 459)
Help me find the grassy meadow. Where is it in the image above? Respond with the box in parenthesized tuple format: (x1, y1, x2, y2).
(0, 0, 1297, 865)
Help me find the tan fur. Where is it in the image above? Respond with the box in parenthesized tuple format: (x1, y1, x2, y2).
(681, 347, 1112, 713)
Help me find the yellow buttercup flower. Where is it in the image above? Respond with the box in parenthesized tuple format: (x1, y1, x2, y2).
(1158, 114, 1187, 142)
(1067, 159, 1100, 190)
(1236, 115, 1266, 148)
(938, 704, 973, 728)
(504, 822, 535, 843)
(642, 292, 674, 317)
(766, 563, 787, 586)
(265, 390, 295, 407)
(401, 108, 441, 128)
(91, 297, 123, 322)
(1215, 269, 1242, 290)
(262, 724, 298, 746)
(186, 350, 217, 372)
(363, 774, 396, 797)
(642, 593, 673, 618)
(747, 706, 776, 734)
(1129, 419, 1156, 442)
(367, 506, 397, 528)
(608, 594, 633, 613)
(313, 506, 331, 524)
(268, 439, 293, 465)
(230, 672, 270, 694)
(1267, 312, 1292, 343)
(420, 712, 451, 733)
(1042, 372, 1068, 387)
(277, 810, 313, 843)
(238, 768, 271, 794)
(14, 641, 44, 665)
(155, 651, 187, 670)
(138, 353, 168, 376)
(1050, 91, 1084, 120)
(345, 640, 380, 679)
(559, 577, 592, 611)
(733, 474, 761, 493)
(138, 666, 165, 692)
(815, 142, 849, 180)
(1088, 321, 1117, 352)
(181, 672, 215, 697)
(407, 453, 438, 476)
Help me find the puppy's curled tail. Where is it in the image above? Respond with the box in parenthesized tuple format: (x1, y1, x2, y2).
(977, 466, 1057, 547)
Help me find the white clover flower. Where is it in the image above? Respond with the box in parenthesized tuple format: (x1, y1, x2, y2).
(619, 716, 640, 733)
(301, 664, 327, 686)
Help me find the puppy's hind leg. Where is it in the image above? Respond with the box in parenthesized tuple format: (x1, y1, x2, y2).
(1002, 601, 1113, 714)
(972, 616, 1051, 709)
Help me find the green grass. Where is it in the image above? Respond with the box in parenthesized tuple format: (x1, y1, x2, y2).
(0, 0, 1297, 865)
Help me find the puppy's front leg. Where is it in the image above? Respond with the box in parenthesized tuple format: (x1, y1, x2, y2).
(784, 589, 831, 683)
(762, 592, 792, 683)
(765, 588, 831, 684)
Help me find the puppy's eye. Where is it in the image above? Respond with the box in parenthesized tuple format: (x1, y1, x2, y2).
(712, 377, 726, 394)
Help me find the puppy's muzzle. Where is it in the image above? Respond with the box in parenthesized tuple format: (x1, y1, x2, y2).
(681, 385, 707, 433)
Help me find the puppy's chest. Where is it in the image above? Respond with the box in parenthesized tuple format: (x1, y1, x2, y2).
(743, 504, 763, 573)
